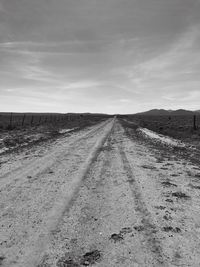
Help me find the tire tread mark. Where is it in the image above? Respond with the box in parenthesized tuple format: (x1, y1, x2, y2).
(16, 118, 115, 267)
(0, 119, 112, 187)
(118, 142, 167, 266)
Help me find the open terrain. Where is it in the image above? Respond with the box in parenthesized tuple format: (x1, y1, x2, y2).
(1, 117, 200, 266)
(0, 114, 109, 154)
(121, 114, 200, 146)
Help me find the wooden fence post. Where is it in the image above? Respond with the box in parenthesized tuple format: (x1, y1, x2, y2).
(9, 112, 13, 128)
(193, 115, 197, 130)
(22, 114, 26, 126)
(31, 115, 34, 126)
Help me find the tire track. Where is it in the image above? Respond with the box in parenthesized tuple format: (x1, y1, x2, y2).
(117, 141, 167, 266)
(13, 118, 115, 267)
(0, 119, 112, 189)
(40, 127, 115, 266)
(45, 120, 158, 266)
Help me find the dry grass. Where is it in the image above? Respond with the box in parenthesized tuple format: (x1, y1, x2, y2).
(119, 115, 200, 144)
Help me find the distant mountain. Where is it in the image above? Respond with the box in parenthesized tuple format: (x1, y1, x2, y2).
(171, 109, 194, 115)
(136, 109, 170, 115)
(136, 109, 198, 116)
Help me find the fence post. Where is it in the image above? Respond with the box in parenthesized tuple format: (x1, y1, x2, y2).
(22, 114, 26, 126)
(193, 115, 197, 130)
(31, 115, 34, 126)
(9, 112, 13, 128)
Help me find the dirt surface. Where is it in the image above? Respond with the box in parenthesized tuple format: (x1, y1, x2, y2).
(0, 116, 108, 155)
(1, 118, 200, 266)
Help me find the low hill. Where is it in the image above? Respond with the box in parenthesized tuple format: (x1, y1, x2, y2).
(136, 109, 199, 116)
(136, 109, 170, 116)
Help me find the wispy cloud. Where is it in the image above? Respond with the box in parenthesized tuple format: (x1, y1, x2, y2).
(0, 0, 200, 113)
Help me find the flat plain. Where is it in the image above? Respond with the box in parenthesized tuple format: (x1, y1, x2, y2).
(1, 116, 200, 266)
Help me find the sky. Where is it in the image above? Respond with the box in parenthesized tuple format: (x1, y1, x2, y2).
(0, 0, 200, 114)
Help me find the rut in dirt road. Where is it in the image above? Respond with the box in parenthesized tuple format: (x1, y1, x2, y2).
(0, 119, 113, 184)
(35, 120, 169, 267)
(118, 142, 166, 265)
(0, 119, 115, 267)
(1, 118, 200, 266)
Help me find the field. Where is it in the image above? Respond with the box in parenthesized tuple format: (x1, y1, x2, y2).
(119, 114, 200, 143)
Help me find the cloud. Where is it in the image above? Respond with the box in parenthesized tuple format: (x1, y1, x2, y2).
(121, 24, 200, 94)
(0, 0, 200, 113)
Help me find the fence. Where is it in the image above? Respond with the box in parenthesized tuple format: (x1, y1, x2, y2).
(0, 113, 111, 130)
(0, 113, 83, 130)
(130, 114, 200, 132)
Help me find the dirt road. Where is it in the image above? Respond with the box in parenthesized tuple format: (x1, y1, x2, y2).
(1, 118, 200, 267)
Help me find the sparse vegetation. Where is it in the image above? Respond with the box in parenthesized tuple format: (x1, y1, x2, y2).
(118, 114, 200, 143)
(0, 113, 111, 154)
(0, 112, 111, 130)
